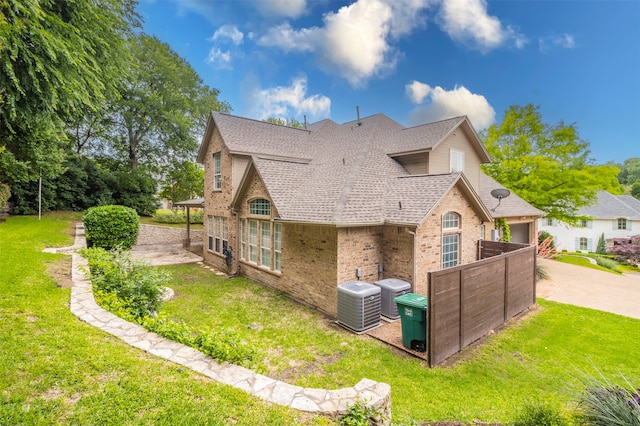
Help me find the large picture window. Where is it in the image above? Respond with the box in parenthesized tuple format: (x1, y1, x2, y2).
(213, 152, 222, 190)
(241, 218, 282, 272)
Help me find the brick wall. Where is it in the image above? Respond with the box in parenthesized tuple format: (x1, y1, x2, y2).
(414, 185, 484, 294)
(336, 226, 383, 284)
(381, 225, 415, 286)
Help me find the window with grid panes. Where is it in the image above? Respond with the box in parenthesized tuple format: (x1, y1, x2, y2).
(260, 221, 271, 268)
(249, 220, 258, 263)
(442, 234, 459, 268)
(249, 198, 271, 216)
(213, 152, 221, 190)
(274, 223, 282, 271)
(240, 219, 246, 260)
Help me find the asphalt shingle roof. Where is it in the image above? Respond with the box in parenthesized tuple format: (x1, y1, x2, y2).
(579, 191, 640, 219)
(209, 112, 537, 225)
(478, 173, 546, 219)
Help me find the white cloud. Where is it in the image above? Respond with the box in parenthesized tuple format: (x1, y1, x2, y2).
(437, 0, 527, 52)
(210, 25, 244, 45)
(250, 77, 331, 120)
(206, 48, 232, 69)
(406, 82, 495, 130)
(255, 0, 308, 19)
(406, 80, 432, 104)
(539, 33, 576, 52)
(258, 0, 433, 87)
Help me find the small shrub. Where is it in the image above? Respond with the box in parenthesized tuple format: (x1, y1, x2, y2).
(593, 256, 619, 272)
(0, 183, 10, 208)
(536, 263, 549, 281)
(513, 401, 567, 426)
(339, 399, 383, 426)
(576, 373, 640, 426)
(139, 315, 256, 366)
(83, 205, 139, 250)
(81, 248, 167, 319)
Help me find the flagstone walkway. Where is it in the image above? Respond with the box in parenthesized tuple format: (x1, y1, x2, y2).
(46, 224, 391, 424)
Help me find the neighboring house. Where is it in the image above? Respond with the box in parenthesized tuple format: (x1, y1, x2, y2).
(539, 191, 640, 252)
(196, 111, 542, 317)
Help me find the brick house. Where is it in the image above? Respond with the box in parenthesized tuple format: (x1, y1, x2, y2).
(196, 111, 541, 317)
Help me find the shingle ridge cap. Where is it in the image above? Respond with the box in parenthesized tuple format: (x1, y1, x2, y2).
(254, 156, 310, 165)
(213, 111, 312, 133)
(402, 115, 465, 131)
(397, 172, 460, 179)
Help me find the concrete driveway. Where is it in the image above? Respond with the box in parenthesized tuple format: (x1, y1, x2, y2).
(536, 258, 640, 319)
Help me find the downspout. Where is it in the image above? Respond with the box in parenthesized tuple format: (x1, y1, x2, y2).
(406, 228, 417, 293)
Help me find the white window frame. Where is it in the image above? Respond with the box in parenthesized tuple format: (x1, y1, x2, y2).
(240, 219, 246, 260)
(442, 234, 459, 269)
(450, 149, 465, 173)
(249, 198, 271, 216)
(213, 152, 222, 190)
(260, 221, 271, 268)
(213, 216, 227, 254)
(443, 212, 460, 230)
(207, 216, 213, 251)
(274, 223, 282, 272)
(617, 218, 628, 230)
(249, 220, 258, 263)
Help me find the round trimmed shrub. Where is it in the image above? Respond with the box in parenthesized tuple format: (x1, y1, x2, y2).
(83, 205, 139, 250)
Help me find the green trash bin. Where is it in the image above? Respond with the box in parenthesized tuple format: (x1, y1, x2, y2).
(394, 293, 427, 352)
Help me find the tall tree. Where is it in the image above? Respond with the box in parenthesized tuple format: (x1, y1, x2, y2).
(264, 117, 304, 128)
(101, 34, 230, 171)
(159, 161, 204, 203)
(481, 104, 621, 223)
(618, 158, 640, 186)
(0, 0, 139, 184)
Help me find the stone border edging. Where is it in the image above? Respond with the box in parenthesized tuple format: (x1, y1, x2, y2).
(54, 223, 391, 424)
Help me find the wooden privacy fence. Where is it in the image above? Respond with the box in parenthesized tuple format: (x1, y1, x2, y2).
(427, 242, 536, 367)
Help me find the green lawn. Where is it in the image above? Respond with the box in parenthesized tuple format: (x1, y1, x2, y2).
(554, 255, 620, 274)
(3, 214, 639, 425)
(0, 214, 324, 425)
(160, 265, 640, 424)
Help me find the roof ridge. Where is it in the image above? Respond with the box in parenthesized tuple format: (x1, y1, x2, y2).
(213, 111, 312, 133)
(403, 115, 465, 131)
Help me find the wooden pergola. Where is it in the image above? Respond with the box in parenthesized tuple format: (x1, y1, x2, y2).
(173, 197, 204, 248)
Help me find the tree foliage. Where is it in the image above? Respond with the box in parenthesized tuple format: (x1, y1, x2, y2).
(91, 34, 231, 171)
(618, 158, 640, 186)
(0, 0, 139, 184)
(159, 161, 204, 203)
(482, 105, 621, 223)
(264, 117, 304, 128)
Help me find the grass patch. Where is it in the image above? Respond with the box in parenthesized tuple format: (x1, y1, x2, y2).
(160, 263, 640, 424)
(554, 255, 621, 274)
(0, 214, 325, 425)
(138, 215, 203, 230)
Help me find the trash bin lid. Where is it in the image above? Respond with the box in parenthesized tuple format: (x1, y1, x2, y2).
(394, 293, 427, 309)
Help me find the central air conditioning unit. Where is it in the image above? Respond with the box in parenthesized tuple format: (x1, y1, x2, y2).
(337, 280, 381, 333)
(374, 278, 411, 320)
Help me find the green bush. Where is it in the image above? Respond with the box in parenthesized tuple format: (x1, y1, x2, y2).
(513, 401, 567, 426)
(152, 209, 204, 224)
(339, 399, 384, 426)
(594, 256, 619, 272)
(0, 183, 10, 208)
(81, 248, 166, 318)
(83, 205, 139, 250)
(140, 315, 256, 366)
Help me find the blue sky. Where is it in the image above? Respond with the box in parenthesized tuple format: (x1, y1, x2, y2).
(137, 0, 640, 165)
